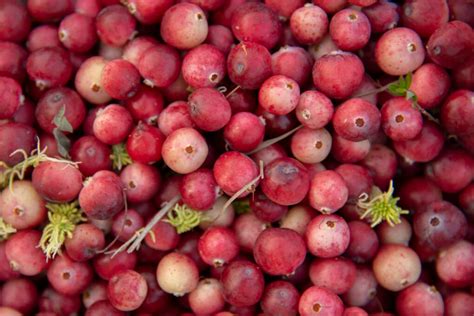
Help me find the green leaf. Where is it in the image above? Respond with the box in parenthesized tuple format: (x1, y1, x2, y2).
(387, 84, 406, 96)
(52, 105, 73, 133)
(405, 72, 413, 89)
(406, 90, 418, 102)
(53, 128, 71, 159)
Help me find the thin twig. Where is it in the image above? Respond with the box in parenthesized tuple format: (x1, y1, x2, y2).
(247, 125, 303, 155)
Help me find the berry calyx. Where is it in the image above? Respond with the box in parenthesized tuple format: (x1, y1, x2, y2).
(357, 180, 409, 227)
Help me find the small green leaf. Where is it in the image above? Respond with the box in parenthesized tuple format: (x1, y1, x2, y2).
(52, 105, 73, 133)
(53, 128, 71, 159)
(387, 84, 406, 97)
(406, 90, 417, 102)
(405, 72, 413, 89)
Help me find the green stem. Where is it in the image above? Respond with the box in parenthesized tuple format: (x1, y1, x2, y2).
(0, 140, 78, 190)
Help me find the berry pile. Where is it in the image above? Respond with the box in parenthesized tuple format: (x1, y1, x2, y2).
(0, 0, 473, 315)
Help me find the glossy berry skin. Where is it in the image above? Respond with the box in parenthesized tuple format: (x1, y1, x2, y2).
(182, 44, 226, 89)
(96, 5, 136, 47)
(413, 200, 467, 249)
(410, 63, 451, 109)
(309, 257, 357, 295)
(231, 2, 282, 50)
(126, 123, 166, 164)
(260, 280, 300, 315)
(258, 75, 300, 116)
(290, 4, 328, 46)
(101, 60, 140, 100)
(224, 112, 265, 152)
(221, 260, 265, 307)
(213, 151, 259, 197)
(78, 170, 124, 220)
(425, 148, 474, 193)
(47, 254, 93, 296)
(335, 164, 373, 202)
(375, 27, 425, 75)
(296, 90, 334, 130)
(162, 127, 209, 174)
(120, 162, 161, 204)
(298, 286, 344, 316)
(5, 230, 47, 276)
(160, 3, 208, 50)
(93, 105, 133, 145)
(108, 270, 148, 312)
(253, 228, 306, 276)
(0, 278, 38, 314)
(128, 0, 174, 24)
(158, 101, 194, 136)
(261, 157, 310, 206)
(74, 56, 112, 105)
(32, 161, 83, 203)
(305, 214, 350, 258)
(180, 168, 218, 210)
(0, 0, 31, 42)
(372, 244, 421, 292)
(64, 223, 105, 262)
(291, 127, 332, 164)
(333, 98, 381, 142)
(362, 0, 399, 34)
(70, 136, 112, 177)
(0, 77, 22, 120)
(271, 46, 312, 87)
(138, 44, 181, 88)
(0, 180, 46, 230)
(380, 97, 423, 141)
(396, 282, 444, 316)
(427, 21, 473, 69)
(0, 42, 28, 82)
(393, 121, 445, 164)
(156, 252, 199, 296)
(347, 221, 379, 263)
(440, 89, 474, 137)
(436, 240, 474, 288)
(205, 24, 234, 54)
(312, 52, 365, 100)
(125, 85, 164, 125)
(35, 87, 86, 134)
(188, 88, 231, 132)
(227, 41, 272, 90)
(198, 227, 239, 267)
(26, 47, 73, 90)
(330, 8, 371, 51)
(401, 0, 449, 38)
(93, 250, 137, 281)
(0, 122, 37, 166)
(309, 170, 349, 214)
(58, 13, 97, 53)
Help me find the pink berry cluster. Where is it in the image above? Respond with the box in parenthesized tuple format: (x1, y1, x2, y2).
(0, 0, 473, 315)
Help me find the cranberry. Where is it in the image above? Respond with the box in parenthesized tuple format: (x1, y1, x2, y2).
(221, 260, 264, 307)
(375, 27, 425, 75)
(231, 2, 282, 50)
(254, 227, 306, 276)
(227, 41, 273, 90)
(261, 157, 310, 206)
(126, 123, 165, 164)
(96, 5, 136, 47)
(160, 3, 208, 50)
(313, 51, 365, 100)
(182, 44, 226, 89)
